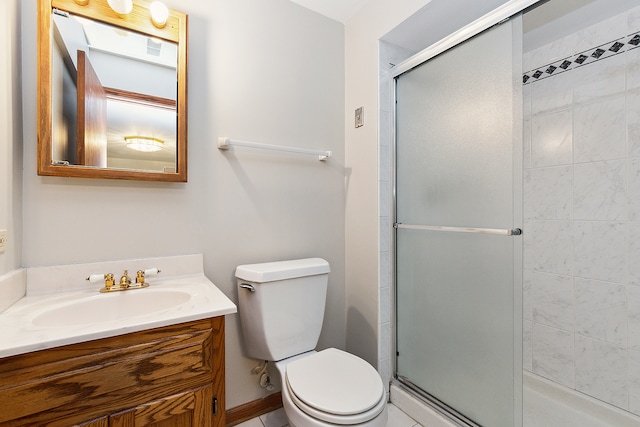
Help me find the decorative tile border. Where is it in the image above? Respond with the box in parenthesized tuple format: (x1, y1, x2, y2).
(523, 32, 640, 85)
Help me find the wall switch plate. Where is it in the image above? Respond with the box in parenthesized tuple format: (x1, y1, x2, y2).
(0, 230, 6, 253)
(355, 106, 364, 128)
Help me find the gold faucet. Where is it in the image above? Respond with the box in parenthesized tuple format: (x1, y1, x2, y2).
(88, 268, 158, 293)
(119, 270, 132, 288)
(104, 273, 115, 292)
(135, 270, 146, 284)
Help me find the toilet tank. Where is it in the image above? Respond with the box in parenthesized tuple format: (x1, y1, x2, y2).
(236, 258, 330, 361)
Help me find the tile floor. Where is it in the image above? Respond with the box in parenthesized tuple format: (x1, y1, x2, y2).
(235, 403, 422, 427)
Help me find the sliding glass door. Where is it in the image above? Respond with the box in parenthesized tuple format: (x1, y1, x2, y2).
(394, 14, 523, 427)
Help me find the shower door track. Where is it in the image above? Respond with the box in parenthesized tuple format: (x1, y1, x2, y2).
(394, 376, 482, 427)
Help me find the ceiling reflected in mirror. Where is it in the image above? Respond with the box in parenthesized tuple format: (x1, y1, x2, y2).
(38, 0, 187, 181)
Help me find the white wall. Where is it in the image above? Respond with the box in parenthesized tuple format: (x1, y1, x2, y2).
(344, 0, 431, 369)
(0, 0, 24, 311)
(20, 0, 344, 409)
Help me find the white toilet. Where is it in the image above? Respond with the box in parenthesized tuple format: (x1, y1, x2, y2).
(236, 258, 388, 427)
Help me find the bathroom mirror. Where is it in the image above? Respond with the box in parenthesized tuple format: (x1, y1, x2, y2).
(38, 0, 188, 181)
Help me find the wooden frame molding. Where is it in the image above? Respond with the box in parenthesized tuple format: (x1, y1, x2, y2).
(226, 393, 283, 427)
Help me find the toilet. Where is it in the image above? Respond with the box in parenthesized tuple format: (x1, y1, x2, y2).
(236, 258, 388, 427)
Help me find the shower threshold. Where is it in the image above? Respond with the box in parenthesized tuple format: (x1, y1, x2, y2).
(393, 376, 481, 427)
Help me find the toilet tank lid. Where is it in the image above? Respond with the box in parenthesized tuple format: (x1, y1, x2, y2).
(235, 258, 330, 283)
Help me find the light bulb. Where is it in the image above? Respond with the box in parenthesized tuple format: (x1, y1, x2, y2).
(107, 0, 133, 15)
(150, 2, 169, 28)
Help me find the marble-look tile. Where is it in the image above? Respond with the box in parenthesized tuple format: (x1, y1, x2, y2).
(628, 90, 640, 157)
(628, 224, 640, 287)
(628, 286, 640, 349)
(389, 44, 416, 69)
(379, 143, 391, 184)
(574, 221, 627, 284)
(379, 250, 390, 288)
(531, 271, 574, 331)
(628, 5, 640, 35)
(387, 403, 421, 427)
(524, 319, 533, 372)
(379, 322, 391, 363)
(524, 165, 572, 220)
(379, 181, 391, 218)
(528, 220, 574, 276)
(532, 323, 575, 388)
(575, 335, 628, 410)
(573, 95, 626, 163)
(379, 41, 390, 70)
(574, 13, 627, 55)
(380, 217, 390, 253)
(627, 158, 640, 221)
(523, 51, 532, 75)
(378, 357, 391, 384)
(529, 33, 578, 73)
(380, 110, 391, 148)
(379, 285, 390, 324)
(531, 110, 573, 168)
(629, 348, 640, 416)
(235, 417, 264, 427)
(524, 269, 534, 320)
(260, 407, 288, 427)
(573, 53, 625, 105)
(575, 278, 627, 346)
(380, 77, 391, 113)
(573, 160, 626, 221)
(531, 72, 572, 115)
(523, 118, 532, 170)
(523, 82, 532, 119)
(628, 48, 640, 91)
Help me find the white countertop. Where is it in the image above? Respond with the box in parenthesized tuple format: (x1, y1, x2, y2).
(0, 273, 236, 358)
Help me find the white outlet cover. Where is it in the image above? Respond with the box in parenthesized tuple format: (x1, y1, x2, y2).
(0, 230, 6, 253)
(355, 106, 364, 128)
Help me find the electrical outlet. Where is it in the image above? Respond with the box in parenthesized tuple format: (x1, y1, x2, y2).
(0, 229, 6, 253)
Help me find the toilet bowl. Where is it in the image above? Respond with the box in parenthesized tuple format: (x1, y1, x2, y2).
(236, 258, 388, 427)
(275, 349, 388, 427)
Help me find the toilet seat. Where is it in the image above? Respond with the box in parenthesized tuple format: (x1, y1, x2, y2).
(285, 348, 386, 425)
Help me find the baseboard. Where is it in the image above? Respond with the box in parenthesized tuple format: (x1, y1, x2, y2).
(226, 392, 283, 426)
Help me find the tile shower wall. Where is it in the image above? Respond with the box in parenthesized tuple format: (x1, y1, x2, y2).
(523, 6, 640, 416)
(378, 41, 415, 384)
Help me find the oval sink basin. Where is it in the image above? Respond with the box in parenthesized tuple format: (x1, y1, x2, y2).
(32, 289, 192, 327)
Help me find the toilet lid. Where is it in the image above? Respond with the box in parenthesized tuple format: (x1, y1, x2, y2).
(285, 348, 384, 416)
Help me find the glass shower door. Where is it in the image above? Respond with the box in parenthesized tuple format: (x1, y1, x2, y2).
(394, 15, 523, 427)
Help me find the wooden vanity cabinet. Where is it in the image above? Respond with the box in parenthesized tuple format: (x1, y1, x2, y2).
(0, 317, 225, 427)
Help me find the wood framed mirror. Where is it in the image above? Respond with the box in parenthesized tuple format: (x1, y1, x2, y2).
(38, 0, 188, 181)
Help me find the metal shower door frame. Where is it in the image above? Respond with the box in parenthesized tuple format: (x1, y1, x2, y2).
(389, 0, 542, 425)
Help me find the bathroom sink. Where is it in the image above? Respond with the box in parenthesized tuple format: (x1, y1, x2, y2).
(31, 288, 192, 327)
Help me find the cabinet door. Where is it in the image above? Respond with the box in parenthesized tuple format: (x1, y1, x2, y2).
(76, 416, 108, 427)
(110, 384, 212, 427)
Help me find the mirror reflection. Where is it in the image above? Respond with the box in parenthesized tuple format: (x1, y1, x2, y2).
(51, 10, 178, 172)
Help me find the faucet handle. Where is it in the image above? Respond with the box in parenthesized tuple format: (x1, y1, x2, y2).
(86, 273, 115, 291)
(87, 273, 106, 283)
(135, 270, 145, 284)
(135, 268, 161, 284)
(144, 268, 161, 277)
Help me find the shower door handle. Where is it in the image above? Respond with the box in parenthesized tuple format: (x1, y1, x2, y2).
(394, 223, 522, 236)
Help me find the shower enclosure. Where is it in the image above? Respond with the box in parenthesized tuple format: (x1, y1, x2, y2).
(392, 8, 524, 427)
(391, 0, 640, 426)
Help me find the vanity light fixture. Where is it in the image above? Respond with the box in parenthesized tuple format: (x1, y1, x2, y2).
(107, 0, 133, 15)
(150, 1, 169, 28)
(125, 136, 164, 152)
